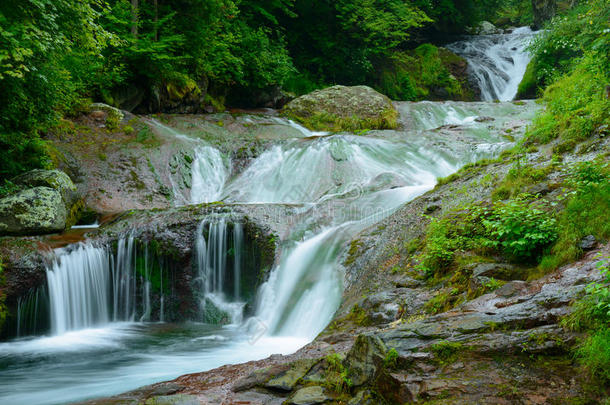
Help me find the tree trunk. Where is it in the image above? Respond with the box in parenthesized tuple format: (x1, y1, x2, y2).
(531, 0, 556, 29)
(131, 0, 139, 37)
(153, 0, 158, 41)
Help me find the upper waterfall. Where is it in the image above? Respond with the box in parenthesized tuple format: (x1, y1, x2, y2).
(447, 27, 537, 101)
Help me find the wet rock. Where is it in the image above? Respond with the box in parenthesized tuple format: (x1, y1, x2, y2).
(264, 359, 318, 391)
(528, 181, 554, 196)
(471, 263, 519, 280)
(472, 21, 502, 35)
(12, 169, 80, 209)
(287, 386, 329, 405)
(281, 85, 398, 131)
(532, 0, 556, 29)
(144, 394, 198, 405)
(347, 389, 378, 405)
(232, 364, 290, 392)
(579, 235, 597, 250)
(475, 116, 495, 122)
(495, 280, 528, 298)
(344, 334, 387, 386)
(90, 102, 125, 122)
(375, 371, 414, 404)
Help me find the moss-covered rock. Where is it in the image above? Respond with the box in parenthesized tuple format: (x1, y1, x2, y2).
(0, 187, 67, 235)
(0, 169, 82, 235)
(516, 57, 539, 99)
(281, 85, 398, 131)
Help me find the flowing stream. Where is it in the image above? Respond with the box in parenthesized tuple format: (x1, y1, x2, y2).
(0, 31, 539, 405)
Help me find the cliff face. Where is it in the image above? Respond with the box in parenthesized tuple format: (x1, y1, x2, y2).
(532, 0, 557, 29)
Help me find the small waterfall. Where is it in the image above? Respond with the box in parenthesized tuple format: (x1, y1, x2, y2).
(16, 287, 49, 337)
(47, 245, 111, 335)
(190, 146, 229, 204)
(195, 219, 245, 324)
(146, 119, 229, 205)
(41, 237, 170, 335)
(447, 27, 537, 101)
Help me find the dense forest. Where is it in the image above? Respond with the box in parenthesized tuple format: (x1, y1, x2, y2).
(0, 0, 541, 181)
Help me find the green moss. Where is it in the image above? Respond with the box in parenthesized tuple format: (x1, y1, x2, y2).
(323, 353, 352, 394)
(347, 303, 371, 326)
(288, 108, 398, 132)
(424, 289, 463, 314)
(383, 348, 399, 369)
(429, 340, 464, 364)
(345, 239, 364, 267)
(516, 57, 539, 99)
(376, 45, 474, 101)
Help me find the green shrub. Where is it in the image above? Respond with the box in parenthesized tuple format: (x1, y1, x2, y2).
(540, 161, 610, 271)
(576, 328, 610, 383)
(384, 348, 399, 369)
(482, 198, 557, 261)
(564, 256, 610, 382)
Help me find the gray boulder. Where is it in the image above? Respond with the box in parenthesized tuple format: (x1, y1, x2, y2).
(0, 170, 81, 235)
(472, 21, 502, 35)
(0, 187, 68, 235)
(282, 85, 398, 131)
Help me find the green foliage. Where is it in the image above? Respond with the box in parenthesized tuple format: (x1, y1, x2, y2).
(0, 180, 22, 198)
(383, 348, 399, 369)
(522, 0, 609, 145)
(377, 46, 470, 101)
(576, 328, 610, 383)
(563, 256, 610, 382)
(492, 161, 553, 200)
(539, 161, 610, 271)
(424, 288, 463, 314)
(429, 340, 463, 363)
(418, 197, 557, 278)
(324, 352, 353, 393)
(482, 198, 557, 261)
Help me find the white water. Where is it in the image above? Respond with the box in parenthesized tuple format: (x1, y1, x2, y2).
(196, 218, 246, 324)
(147, 119, 229, 204)
(447, 27, 537, 101)
(190, 146, 228, 203)
(47, 245, 111, 335)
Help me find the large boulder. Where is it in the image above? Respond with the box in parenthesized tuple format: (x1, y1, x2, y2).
(11, 169, 79, 207)
(281, 85, 399, 132)
(0, 170, 82, 235)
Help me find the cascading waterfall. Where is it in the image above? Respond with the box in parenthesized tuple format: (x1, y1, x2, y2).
(190, 146, 229, 204)
(47, 245, 111, 335)
(195, 218, 245, 324)
(447, 27, 537, 101)
(146, 119, 229, 204)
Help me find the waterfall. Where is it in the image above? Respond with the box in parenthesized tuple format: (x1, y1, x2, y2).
(146, 118, 229, 205)
(47, 245, 111, 335)
(447, 27, 537, 101)
(42, 237, 169, 335)
(190, 146, 229, 204)
(195, 219, 246, 324)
